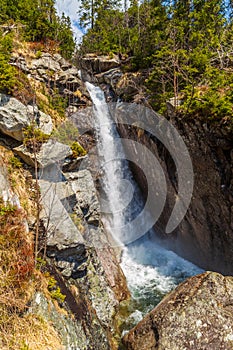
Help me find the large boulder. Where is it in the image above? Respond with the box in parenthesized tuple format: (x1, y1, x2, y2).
(64, 170, 101, 227)
(95, 68, 123, 86)
(80, 54, 120, 75)
(0, 94, 30, 141)
(123, 272, 233, 350)
(26, 105, 53, 135)
(14, 139, 72, 168)
(0, 94, 53, 141)
(30, 53, 61, 72)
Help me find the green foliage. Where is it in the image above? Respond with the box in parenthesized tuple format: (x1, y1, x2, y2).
(79, 0, 121, 29)
(36, 85, 67, 120)
(0, 32, 17, 93)
(35, 50, 42, 59)
(52, 121, 87, 157)
(0, 0, 75, 59)
(23, 124, 50, 152)
(48, 277, 66, 303)
(79, 0, 233, 126)
(71, 141, 87, 158)
(36, 257, 47, 270)
(56, 13, 75, 59)
(52, 121, 80, 145)
(181, 68, 233, 126)
(20, 343, 30, 350)
(48, 88, 68, 117)
(0, 201, 15, 216)
(8, 156, 22, 169)
(70, 213, 84, 232)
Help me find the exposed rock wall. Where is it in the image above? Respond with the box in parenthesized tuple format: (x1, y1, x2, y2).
(38, 164, 130, 349)
(116, 114, 233, 275)
(0, 50, 130, 349)
(10, 51, 90, 108)
(123, 271, 233, 350)
(83, 58, 233, 275)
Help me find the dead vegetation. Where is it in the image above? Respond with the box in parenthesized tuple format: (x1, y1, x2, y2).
(0, 147, 64, 349)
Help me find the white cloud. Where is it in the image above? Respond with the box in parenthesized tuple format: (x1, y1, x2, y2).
(55, 0, 83, 42)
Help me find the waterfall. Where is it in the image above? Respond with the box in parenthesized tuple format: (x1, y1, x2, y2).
(85, 82, 126, 242)
(86, 82, 203, 333)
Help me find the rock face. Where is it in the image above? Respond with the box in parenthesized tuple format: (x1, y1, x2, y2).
(0, 94, 31, 141)
(94, 68, 232, 275)
(123, 272, 233, 350)
(10, 52, 90, 108)
(116, 110, 233, 275)
(29, 292, 85, 350)
(0, 94, 53, 141)
(0, 147, 22, 207)
(80, 54, 120, 75)
(14, 139, 72, 168)
(37, 162, 129, 348)
(0, 50, 130, 349)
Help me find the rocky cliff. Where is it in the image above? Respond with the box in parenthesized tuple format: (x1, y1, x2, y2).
(116, 110, 233, 275)
(0, 46, 130, 349)
(79, 55, 233, 276)
(0, 46, 232, 349)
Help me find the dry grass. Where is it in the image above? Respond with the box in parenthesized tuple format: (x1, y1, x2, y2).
(0, 312, 63, 350)
(0, 146, 36, 218)
(0, 148, 64, 349)
(0, 200, 63, 350)
(29, 79, 66, 125)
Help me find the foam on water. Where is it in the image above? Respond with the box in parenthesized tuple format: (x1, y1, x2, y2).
(119, 236, 203, 332)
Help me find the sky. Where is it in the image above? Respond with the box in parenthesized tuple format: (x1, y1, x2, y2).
(55, 0, 84, 42)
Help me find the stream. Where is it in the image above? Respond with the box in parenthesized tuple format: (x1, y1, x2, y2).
(86, 82, 203, 334)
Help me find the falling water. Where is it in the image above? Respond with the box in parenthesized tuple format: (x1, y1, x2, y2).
(86, 82, 203, 333)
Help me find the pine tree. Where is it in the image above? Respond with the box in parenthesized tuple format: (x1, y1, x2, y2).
(79, 0, 121, 29)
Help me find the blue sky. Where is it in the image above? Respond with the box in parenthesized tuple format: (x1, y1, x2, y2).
(55, 0, 84, 42)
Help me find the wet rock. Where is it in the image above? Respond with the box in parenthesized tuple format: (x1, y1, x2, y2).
(123, 272, 233, 350)
(116, 104, 233, 275)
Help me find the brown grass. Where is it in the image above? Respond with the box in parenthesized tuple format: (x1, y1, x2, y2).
(0, 147, 64, 349)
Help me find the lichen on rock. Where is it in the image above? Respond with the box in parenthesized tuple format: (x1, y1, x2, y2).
(123, 272, 233, 350)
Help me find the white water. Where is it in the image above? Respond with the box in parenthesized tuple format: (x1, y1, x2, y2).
(86, 82, 203, 332)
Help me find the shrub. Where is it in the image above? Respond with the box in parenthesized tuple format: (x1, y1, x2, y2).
(71, 141, 87, 158)
(48, 277, 66, 304)
(35, 50, 42, 59)
(23, 124, 50, 152)
(9, 156, 22, 169)
(52, 121, 80, 145)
